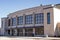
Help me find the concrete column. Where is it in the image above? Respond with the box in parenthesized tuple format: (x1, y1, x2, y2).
(33, 13, 35, 36)
(23, 28, 25, 36)
(23, 14, 25, 36)
(10, 18, 12, 26)
(10, 29, 12, 36)
(7, 19, 8, 27)
(33, 28, 35, 36)
(33, 12, 35, 26)
(58, 27, 60, 35)
(16, 16, 18, 26)
(14, 29, 17, 36)
(23, 14, 25, 27)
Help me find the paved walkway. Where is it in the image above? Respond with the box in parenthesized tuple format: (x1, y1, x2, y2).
(0, 37, 60, 40)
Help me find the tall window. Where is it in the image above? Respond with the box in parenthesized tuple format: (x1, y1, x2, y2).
(17, 16, 23, 25)
(47, 12, 50, 24)
(1, 21, 3, 28)
(12, 18, 16, 26)
(25, 15, 33, 24)
(8, 19, 10, 26)
(35, 13, 44, 24)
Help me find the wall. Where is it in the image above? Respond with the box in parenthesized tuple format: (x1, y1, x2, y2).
(44, 8, 54, 36)
(1, 18, 7, 35)
(54, 8, 60, 36)
(6, 5, 54, 36)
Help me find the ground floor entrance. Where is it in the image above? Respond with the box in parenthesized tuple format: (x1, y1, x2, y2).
(7, 26, 44, 36)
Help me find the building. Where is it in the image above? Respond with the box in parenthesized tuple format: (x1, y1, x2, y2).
(1, 18, 7, 35)
(55, 23, 60, 36)
(1, 4, 60, 36)
(0, 28, 2, 35)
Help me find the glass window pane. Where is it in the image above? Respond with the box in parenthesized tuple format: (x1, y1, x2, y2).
(12, 18, 16, 26)
(47, 13, 50, 24)
(35, 13, 44, 24)
(17, 16, 23, 25)
(25, 15, 33, 24)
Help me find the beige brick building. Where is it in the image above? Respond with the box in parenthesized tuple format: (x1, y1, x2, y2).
(1, 4, 60, 36)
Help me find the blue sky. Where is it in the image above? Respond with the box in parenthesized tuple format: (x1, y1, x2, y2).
(0, 0, 60, 27)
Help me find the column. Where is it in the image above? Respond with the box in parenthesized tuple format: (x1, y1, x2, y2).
(10, 29, 12, 36)
(23, 14, 25, 36)
(14, 29, 17, 36)
(33, 28, 35, 36)
(58, 27, 60, 35)
(23, 28, 25, 36)
(16, 16, 18, 27)
(23, 14, 25, 27)
(33, 12, 35, 26)
(7, 19, 8, 27)
(10, 18, 12, 26)
(16, 16, 18, 36)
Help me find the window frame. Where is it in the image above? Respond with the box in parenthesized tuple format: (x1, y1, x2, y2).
(17, 16, 23, 25)
(35, 13, 44, 24)
(12, 17, 16, 26)
(47, 12, 50, 24)
(25, 14, 33, 24)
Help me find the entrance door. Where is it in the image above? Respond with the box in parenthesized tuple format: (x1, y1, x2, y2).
(25, 28, 33, 36)
(18, 29, 23, 36)
(35, 27, 44, 35)
(8, 30, 10, 35)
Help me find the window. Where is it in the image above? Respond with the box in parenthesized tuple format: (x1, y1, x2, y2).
(25, 15, 33, 24)
(17, 16, 23, 25)
(12, 18, 16, 26)
(8, 19, 10, 26)
(47, 12, 50, 24)
(35, 13, 44, 24)
(1, 21, 3, 28)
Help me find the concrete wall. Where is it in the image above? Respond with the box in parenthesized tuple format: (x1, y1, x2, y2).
(43, 8, 54, 36)
(53, 8, 60, 36)
(56, 23, 60, 36)
(1, 18, 7, 35)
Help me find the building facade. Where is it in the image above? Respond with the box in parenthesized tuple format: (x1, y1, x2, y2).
(1, 4, 60, 36)
(1, 18, 7, 35)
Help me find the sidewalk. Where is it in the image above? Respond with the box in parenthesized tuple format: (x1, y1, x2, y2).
(0, 37, 60, 40)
